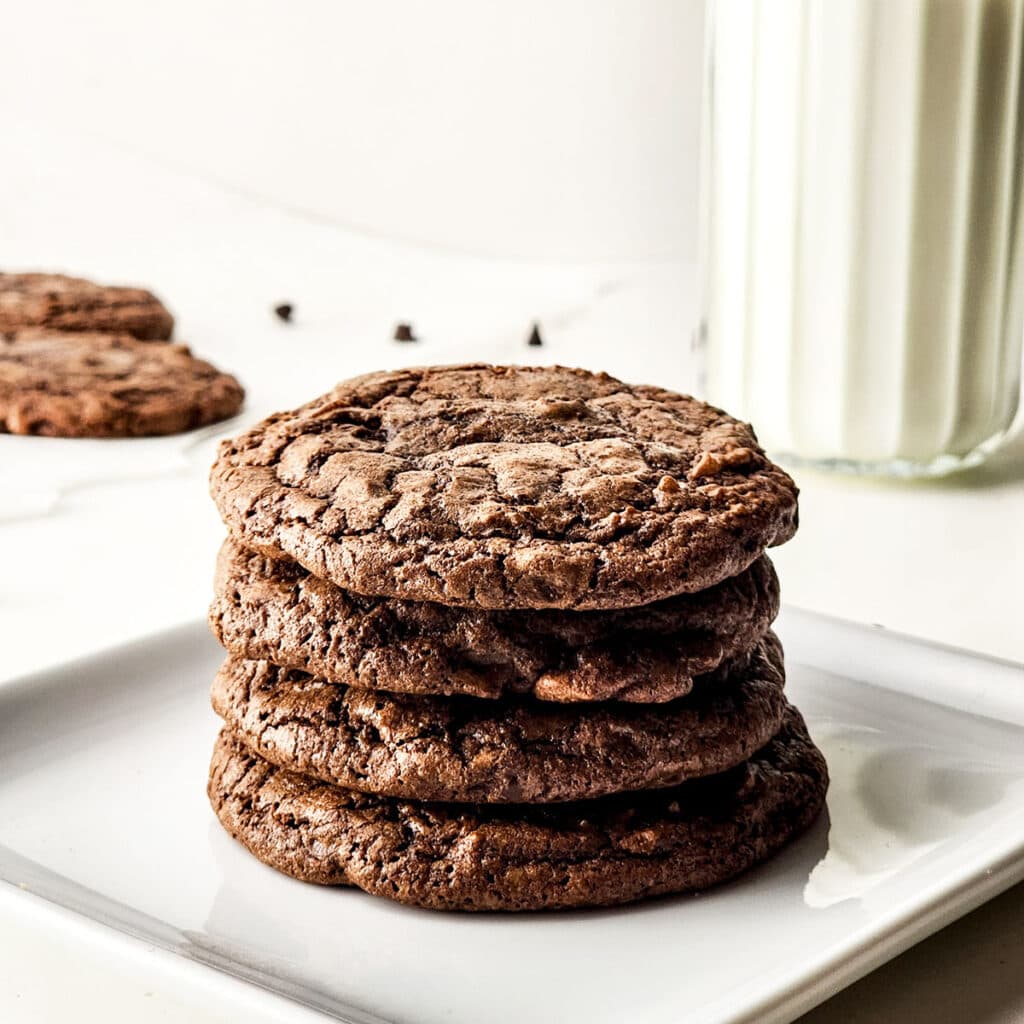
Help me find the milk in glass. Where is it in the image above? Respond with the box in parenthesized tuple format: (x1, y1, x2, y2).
(699, 0, 1024, 474)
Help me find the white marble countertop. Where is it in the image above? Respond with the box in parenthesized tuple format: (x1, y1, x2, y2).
(2, 117, 1023, 1024)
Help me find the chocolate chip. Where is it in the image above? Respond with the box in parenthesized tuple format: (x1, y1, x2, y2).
(393, 322, 417, 342)
(527, 323, 543, 347)
(274, 303, 294, 322)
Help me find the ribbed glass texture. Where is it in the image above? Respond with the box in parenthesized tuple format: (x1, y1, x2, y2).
(699, 0, 1024, 475)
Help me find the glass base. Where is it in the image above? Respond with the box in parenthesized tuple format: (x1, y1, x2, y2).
(773, 429, 1011, 480)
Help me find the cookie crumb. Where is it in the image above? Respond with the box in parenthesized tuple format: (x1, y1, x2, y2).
(393, 322, 417, 342)
(273, 303, 294, 323)
(688, 446, 760, 481)
(527, 322, 543, 347)
(654, 475, 682, 504)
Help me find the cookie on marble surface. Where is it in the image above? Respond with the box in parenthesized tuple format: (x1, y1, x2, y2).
(209, 364, 798, 610)
(210, 540, 780, 703)
(211, 632, 787, 804)
(207, 706, 827, 911)
(0, 272, 174, 340)
(0, 330, 244, 437)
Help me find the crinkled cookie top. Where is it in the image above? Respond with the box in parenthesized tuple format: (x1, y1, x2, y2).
(0, 272, 174, 340)
(210, 364, 798, 609)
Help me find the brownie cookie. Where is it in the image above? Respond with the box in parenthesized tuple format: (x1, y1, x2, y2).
(211, 541, 780, 703)
(0, 330, 244, 437)
(211, 632, 786, 803)
(209, 365, 798, 610)
(208, 706, 827, 911)
(0, 272, 174, 340)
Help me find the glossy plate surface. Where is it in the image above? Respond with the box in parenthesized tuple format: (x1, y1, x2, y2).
(1, 609, 1022, 1024)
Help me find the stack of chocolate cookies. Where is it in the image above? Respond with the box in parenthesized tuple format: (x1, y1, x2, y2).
(206, 364, 827, 912)
(0, 272, 243, 437)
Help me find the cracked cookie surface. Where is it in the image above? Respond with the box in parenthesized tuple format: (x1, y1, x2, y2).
(209, 364, 798, 610)
(207, 706, 827, 911)
(211, 632, 787, 803)
(0, 272, 174, 340)
(210, 540, 780, 702)
(0, 330, 244, 437)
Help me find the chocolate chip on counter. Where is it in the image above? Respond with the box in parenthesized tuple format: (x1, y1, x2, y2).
(273, 303, 294, 322)
(393, 322, 418, 342)
(527, 322, 543, 347)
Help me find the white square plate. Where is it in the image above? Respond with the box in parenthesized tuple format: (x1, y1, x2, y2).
(1, 608, 1023, 1024)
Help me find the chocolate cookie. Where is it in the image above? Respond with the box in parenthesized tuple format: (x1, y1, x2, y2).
(211, 632, 786, 803)
(208, 706, 827, 911)
(210, 541, 780, 703)
(0, 330, 244, 437)
(0, 272, 174, 340)
(209, 365, 798, 610)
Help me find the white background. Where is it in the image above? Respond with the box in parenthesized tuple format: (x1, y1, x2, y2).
(0, 0, 704, 261)
(0, 2, 1022, 1022)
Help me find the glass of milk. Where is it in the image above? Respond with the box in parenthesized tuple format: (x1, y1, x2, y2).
(697, 0, 1024, 476)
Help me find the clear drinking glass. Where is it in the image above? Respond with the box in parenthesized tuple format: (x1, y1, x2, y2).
(697, 0, 1024, 476)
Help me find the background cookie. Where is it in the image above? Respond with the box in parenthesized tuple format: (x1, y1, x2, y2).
(0, 330, 244, 437)
(210, 364, 799, 610)
(0, 272, 174, 340)
(210, 541, 780, 702)
(211, 632, 787, 803)
(207, 706, 828, 911)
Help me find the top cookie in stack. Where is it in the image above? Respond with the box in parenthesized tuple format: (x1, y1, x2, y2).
(206, 364, 826, 912)
(209, 364, 797, 609)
